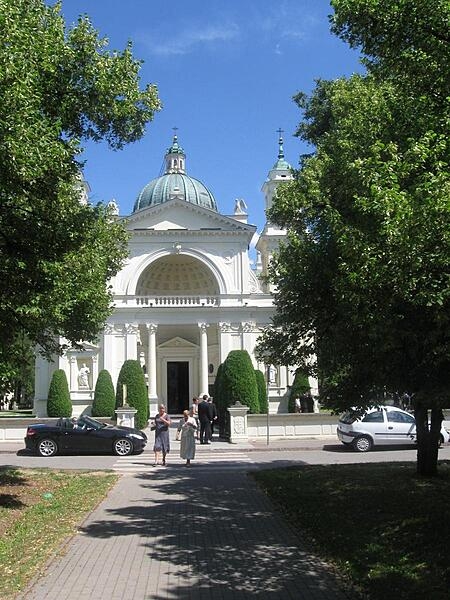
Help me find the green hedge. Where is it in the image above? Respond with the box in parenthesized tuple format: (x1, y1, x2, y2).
(115, 360, 149, 429)
(255, 369, 268, 413)
(47, 369, 72, 417)
(220, 350, 259, 414)
(92, 370, 115, 417)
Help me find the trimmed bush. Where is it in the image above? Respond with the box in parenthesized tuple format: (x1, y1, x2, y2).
(47, 369, 72, 417)
(115, 360, 148, 429)
(255, 369, 268, 414)
(92, 370, 115, 417)
(214, 363, 227, 437)
(289, 369, 311, 413)
(221, 350, 259, 414)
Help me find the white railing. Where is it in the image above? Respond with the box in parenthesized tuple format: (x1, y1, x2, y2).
(135, 295, 219, 307)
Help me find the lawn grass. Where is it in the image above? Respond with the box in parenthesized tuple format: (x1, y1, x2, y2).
(0, 468, 118, 599)
(253, 461, 450, 600)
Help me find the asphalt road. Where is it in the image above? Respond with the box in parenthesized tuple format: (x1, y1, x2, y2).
(2, 440, 450, 473)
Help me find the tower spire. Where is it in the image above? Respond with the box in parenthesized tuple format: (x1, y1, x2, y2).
(276, 127, 285, 160)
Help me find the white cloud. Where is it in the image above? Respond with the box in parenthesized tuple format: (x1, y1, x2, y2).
(143, 22, 239, 56)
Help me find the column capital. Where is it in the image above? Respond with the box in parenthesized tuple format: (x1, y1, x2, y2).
(104, 323, 115, 335)
(146, 323, 158, 334)
(198, 322, 209, 332)
(124, 323, 139, 335)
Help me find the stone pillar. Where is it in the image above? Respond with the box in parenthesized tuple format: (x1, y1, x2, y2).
(69, 356, 78, 392)
(103, 324, 115, 380)
(125, 323, 138, 360)
(219, 322, 231, 364)
(92, 355, 98, 390)
(147, 324, 158, 415)
(198, 323, 209, 397)
(227, 402, 249, 444)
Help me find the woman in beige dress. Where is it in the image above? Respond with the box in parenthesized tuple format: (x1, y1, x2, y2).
(177, 409, 197, 466)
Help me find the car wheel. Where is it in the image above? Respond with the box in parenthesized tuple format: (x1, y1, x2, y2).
(353, 435, 373, 453)
(37, 438, 58, 457)
(114, 438, 133, 456)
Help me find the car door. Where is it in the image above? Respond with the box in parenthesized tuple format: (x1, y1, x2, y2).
(359, 409, 389, 444)
(386, 409, 416, 445)
(61, 425, 92, 453)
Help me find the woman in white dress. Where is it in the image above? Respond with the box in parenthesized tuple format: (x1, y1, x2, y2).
(177, 409, 197, 466)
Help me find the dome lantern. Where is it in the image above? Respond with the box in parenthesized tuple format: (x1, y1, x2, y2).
(133, 134, 218, 213)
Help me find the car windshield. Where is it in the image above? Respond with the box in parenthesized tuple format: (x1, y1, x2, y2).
(79, 416, 105, 430)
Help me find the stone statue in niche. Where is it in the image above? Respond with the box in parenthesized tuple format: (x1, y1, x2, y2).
(78, 363, 90, 389)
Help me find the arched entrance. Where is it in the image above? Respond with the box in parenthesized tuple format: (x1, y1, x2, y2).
(135, 255, 220, 412)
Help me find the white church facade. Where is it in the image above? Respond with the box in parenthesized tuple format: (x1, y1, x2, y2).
(34, 134, 316, 418)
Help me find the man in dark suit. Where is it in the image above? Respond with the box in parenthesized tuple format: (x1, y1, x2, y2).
(197, 394, 213, 444)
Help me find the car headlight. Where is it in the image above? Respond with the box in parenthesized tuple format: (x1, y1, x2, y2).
(129, 433, 145, 440)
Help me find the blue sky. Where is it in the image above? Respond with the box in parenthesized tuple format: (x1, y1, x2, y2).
(58, 0, 363, 235)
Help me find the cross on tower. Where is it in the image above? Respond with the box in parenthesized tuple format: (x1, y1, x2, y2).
(276, 127, 284, 139)
(172, 126, 179, 137)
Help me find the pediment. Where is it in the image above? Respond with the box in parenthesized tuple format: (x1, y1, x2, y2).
(158, 336, 198, 349)
(123, 199, 256, 234)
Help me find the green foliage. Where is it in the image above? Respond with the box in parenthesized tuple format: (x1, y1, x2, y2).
(0, 0, 161, 361)
(115, 360, 148, 429)
(92, 370, 115, 417)
(47, 369, 71, 417)
(255, 0, 450, 474)
(288, 370, 310, 413)
(220, 351, 259, 414)
(255, 369, 268, 414)
(214, 363, 224, 410)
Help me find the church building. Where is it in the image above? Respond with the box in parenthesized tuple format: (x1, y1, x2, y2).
(34, 134, 315, 417)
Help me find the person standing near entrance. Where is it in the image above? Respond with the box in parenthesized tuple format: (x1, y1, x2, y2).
(197, 394, 213, 444)
(151, 404, 171, 466)
(176, 410, 197, 466)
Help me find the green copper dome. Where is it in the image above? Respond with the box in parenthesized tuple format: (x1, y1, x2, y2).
(272, 133, 291, 171)
(133, 135, 218, 213)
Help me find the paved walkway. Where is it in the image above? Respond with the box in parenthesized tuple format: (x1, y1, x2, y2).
(19, 457, 354, 600)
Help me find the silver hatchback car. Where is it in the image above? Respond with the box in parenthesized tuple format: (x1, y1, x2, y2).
(337, 405, 450, 452)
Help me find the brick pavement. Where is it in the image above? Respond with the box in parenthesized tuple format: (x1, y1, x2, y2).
(20, 464, 355, 600)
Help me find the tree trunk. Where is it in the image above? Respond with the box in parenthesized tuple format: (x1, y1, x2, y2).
(414, 405, 442, 477)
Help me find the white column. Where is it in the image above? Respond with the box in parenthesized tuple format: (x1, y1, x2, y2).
(103, 324, 115, 378)
(198, 323, 209, 397)
(219, 322, 232, 364)
(92, 355, 98, 389)
(69, 356, 78, 392)
(147, 324, 158, 401)
(125, 323, 138, 360)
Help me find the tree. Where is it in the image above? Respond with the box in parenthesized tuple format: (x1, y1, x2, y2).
(255, 369, 268, 414)
(92, 370, 115, 417)
(47, 369, 72, 417)
(289, 370, 310, 413)
(256, 0, 450, 476)
(0, 0, 160, 363)
(220, 351, 259, 414)
(115, 360, 148, 430)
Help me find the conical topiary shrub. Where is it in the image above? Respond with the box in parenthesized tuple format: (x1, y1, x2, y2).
(214, 363, 227, 437)
(115, 360, 148, 429)
(221, 350, 259, 414)
(92, 370, 115, 417)
(255, 369, 268, 414)
(47, 369, 72, 417)
(289, 369, 311, 412)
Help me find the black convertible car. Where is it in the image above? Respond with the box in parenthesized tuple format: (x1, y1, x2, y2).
(24, 415, 147, 457)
